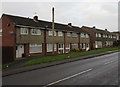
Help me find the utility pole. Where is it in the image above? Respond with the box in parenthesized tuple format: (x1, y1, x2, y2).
(52, 7, 54, 54)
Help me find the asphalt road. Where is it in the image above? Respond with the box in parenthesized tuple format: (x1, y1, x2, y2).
(3, 52, 119, 86)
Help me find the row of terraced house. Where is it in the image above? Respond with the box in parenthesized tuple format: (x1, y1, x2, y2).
(0, 14, 117, 64)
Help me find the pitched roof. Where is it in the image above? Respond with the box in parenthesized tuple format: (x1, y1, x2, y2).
(81, 26, 115, 35)
(2, 14, 86, 33)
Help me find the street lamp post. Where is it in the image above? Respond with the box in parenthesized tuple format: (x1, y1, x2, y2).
(52, 7, 54, 54)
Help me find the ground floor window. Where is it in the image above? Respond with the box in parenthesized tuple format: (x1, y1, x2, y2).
(72, 43, 78, 49)
(106, 41, 113, 46)
(30, 44, 42, 53)
(47, 44, 56, 52)
(95, 41, 102, 48)
(66, 43, 70, 53)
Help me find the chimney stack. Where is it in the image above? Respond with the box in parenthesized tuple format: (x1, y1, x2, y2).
(33, 16, 38, 21)
(93, 26, 96, 28)
(105, 29, 107, 31)
(68, 23, 72, 28)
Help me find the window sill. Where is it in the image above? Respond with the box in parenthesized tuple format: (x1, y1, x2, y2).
(31, 34, 41, 36)
(30, 51, 42, 53)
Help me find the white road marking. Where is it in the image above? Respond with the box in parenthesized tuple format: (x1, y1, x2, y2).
(104, 61, 114, 65)
(43, 68, 93, 87)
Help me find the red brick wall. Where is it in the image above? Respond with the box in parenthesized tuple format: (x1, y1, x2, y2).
(24, 44, 29, 57)
(2, 16, 16, 47)
(30, 53, 43, 56)
(2, 15, 16, 62)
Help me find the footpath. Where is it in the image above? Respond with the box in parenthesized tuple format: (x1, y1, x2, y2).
(2, 50, 119, 77)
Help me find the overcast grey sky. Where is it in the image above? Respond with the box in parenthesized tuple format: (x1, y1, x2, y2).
(1, 0, 119, 32)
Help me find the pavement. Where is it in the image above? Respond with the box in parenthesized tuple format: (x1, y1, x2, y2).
(2, 50, 119, 77)
(2, 51, 119, 86)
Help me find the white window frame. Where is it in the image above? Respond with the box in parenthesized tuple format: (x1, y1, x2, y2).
(98, 33, 101, 37)
(111, 35, 112, 38)
(86, 34, 89, 38)
(48, 31, 52, 36)
(47, 44, 57, 52)
(47, 44, 53, 52)
(72, 43, 78, 49)
(0, 29, 2, 36)
(31, 29, 41, 35)
(48, 31, 56, 36)
(96, 33, 98, 37)
(54, 31, 57, 36)
(58, 31, 63, 36)
(80, 33, 85, 38)
(20, 27, 28, 35)
(103, 34, 105, 38)
(72, 32, 77, 37)
(67, 32, 71, 37)
(106, 35, 108, 38)
(30, 44, 42, 53)
(95, 41, 102, 48)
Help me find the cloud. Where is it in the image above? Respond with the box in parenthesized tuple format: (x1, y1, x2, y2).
(1, 1, 118, 32)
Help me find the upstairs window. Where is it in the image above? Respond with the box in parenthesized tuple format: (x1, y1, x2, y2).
(48, 31, 56, 36)
(98, 33, 101, 37)
(106, 35, 108, 38)
(96, 33, 101, 37)
(20, 28, 28, 35)
(113, 36, 116, 39)
(103, 34, 105, 38)
(0, 29, 2, 36)
(96, 33, 98, 37)
(31, 29, 41, 35)
(86, 34, 89, 38)
(67, 32, 71, 37)
(58, 31, 63, 36)
(80, 33, 85, 38)
(110, 35, 112, 38)
(72, 32, 77, 37)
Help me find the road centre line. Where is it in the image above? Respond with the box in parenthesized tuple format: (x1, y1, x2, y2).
(104, 61, 115, 65)
(43, 68, 93, 87)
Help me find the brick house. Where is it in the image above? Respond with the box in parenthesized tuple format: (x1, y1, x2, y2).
(112, 31, 120, 40)
(81, 26, 117, 49)
(1, 14, 90, 64)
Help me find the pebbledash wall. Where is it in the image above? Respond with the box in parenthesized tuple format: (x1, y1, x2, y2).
(0, 14, 117, 64)
(1, 14, 90, 64)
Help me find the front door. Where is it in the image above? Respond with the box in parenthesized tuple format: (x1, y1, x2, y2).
(58, 43, 64, 54)
(16, 45, 24, 58)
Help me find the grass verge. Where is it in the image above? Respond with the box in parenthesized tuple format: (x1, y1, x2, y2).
(23, 46, 120, 67)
